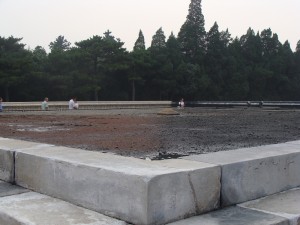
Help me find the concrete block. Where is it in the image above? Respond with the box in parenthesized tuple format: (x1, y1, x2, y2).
(0, 191, 127, 225)
(240, 188, 300, 225)
(14, 146, 220, 225)
(0, 149, 14, 182)
(0, 137, 54, 151)
(0, 137, 54, 183)
(167, 206, 289, 225)
(183, 141, 300, 206)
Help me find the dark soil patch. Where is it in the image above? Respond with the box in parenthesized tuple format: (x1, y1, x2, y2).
(1, 107, 300, 159)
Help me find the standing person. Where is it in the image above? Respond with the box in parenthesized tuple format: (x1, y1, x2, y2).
(41, 97, 49, 110)
(0, 97, 3, 112)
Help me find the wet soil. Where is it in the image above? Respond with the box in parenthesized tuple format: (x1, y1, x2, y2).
(0, 107, 300, 160)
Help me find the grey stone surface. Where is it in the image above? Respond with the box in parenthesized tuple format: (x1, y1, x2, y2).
(0, 181, 29, 197)
(183, 141, 300, 206)
(240, 188, 300, 225)
(0, 149, 14, 182)
(0, 137, 54, 151)
(0, 137, 53, 182)
(14, 145, 221, 225)
(167, 206, 289, 225)
(0, 191, 127, 225)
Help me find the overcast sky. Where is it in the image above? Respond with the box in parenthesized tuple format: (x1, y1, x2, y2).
(1, 0, 299, 52)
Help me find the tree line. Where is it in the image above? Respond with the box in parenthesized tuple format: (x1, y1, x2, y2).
(1, 0, 300, 102)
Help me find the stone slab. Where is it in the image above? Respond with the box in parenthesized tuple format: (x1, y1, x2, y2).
(167, 206, 288, 225)
(240, 188, 300, 225)
(183, 141, 300, 207)
(0, 137, 54, 182)
(12, 144, 220, 225)
(0, 149, 14, 182)
(0, 181, 29, 197)
(0, 191, 127, 225)
(0, 137, 54, 151)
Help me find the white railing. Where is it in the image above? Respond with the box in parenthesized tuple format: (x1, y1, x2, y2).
(2, 101, 173, 111)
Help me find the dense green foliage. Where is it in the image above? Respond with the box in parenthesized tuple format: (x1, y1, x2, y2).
(1, 0, 300, 102)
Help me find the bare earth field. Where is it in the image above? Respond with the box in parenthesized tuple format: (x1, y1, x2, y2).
(0, 107, 300, 160)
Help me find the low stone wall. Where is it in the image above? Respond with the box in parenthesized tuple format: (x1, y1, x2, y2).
(2, 101, 300, 112)
(184, 141, 300, 207)
(0, 138, 220, 225)
(2, 101, 174, 111)
(1, 137, 300, 225)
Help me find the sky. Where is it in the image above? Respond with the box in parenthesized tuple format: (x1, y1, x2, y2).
(0, 0, 299, 52)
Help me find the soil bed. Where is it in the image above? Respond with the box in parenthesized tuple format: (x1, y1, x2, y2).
(0, 107, 300, 160)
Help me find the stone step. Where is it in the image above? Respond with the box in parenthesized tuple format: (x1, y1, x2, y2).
(167, 206, 289, 225)
(2, 181, 298, 225)
(240, 188, 300, 224)
(0, 180, 30, 197)
(0, 137, 220, 225)
(168, 187, 300, 225)
(2, 137, 300, 225)
(0, 181, 127, 225)
(183, 140, 300, 207)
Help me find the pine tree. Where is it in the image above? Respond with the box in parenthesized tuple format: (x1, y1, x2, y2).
(296, 40, 300, 53)
(166, 32, 182, 70)
(0, 36, 32, 101)
(205, 22, 230, 99)
(133, 30, 146, 51)
(150, 27, 166, 50)
(129, 30, 149, 100)
(49, 35, 71, 52)
(177, 0, 206, 62)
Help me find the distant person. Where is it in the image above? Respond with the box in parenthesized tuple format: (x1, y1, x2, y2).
(69, 97, 79, 109)
(178, 98, 185, 108)
(69, 98, 75, 109)
(41, 97, 49, 110)
(0, 97, 3, 112)
(73, 98, 79, 110)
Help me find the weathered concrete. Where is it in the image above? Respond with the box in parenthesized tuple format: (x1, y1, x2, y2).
(0, 137, 53, 182)
(0, 149, 14, 182)
(9, 143, 220, 225)
(240, 188, 300, 225)
(0, 181, 29, 197)
(0, 191, 127, 225)
(183, 141, 300, 206)
(2, 136, 300, 224)
(167, 206, 289, 225)
(0, 137, 54, 150)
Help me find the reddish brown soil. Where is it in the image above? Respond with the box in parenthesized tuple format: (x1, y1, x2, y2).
(1, 107, 300, 159)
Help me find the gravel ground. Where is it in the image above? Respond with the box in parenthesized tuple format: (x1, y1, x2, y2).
(0, 107, 300, 160)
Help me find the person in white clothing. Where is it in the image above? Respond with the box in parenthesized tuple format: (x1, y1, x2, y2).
(73, 99, 79, 109)
(69, 97, 79, 110)
(179, 98, 185, 108)
(69, 98, 75, 109)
